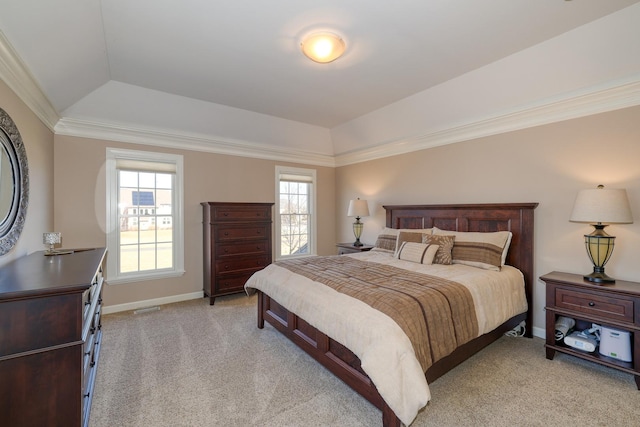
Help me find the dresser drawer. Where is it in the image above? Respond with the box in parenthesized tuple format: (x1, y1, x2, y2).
(216, 240, 270, 257)
(215, 272, 257, 292)
(212, 205, 271, 221)
(555, 287, 634, 324)
(215, 256, 270, 274)
(215, 225, 270, 241)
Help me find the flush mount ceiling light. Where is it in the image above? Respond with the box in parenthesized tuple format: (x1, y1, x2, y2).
(301, 32, 346, 63)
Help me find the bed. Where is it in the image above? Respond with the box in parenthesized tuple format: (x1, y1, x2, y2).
(245, 203, 537, 426)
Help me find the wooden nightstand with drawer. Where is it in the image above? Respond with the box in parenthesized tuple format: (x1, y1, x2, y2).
(541, 271, 640, 389)
(336, 242, 374, 255)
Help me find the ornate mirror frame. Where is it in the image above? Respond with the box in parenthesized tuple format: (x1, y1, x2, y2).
(0, 107, 29, 255)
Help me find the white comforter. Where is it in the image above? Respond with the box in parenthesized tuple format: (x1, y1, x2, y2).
(244, 251, 527, 425)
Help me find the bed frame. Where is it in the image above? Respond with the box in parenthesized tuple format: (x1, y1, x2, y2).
(256, 203, 537, 426)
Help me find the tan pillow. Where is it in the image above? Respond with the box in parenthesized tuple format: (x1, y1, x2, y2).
(373, 227, 400, 253)
(394, 242, 440, 265)
(423, 234, 455, 265)
(433, 227, 512, 271)
(395, 231, 426, 255)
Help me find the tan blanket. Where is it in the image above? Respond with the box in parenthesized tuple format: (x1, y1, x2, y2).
(276, 255, 479, 372)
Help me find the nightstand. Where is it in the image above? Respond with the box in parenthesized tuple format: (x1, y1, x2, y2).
(541, 271, 640, 389)
(336, 242, 374, 255)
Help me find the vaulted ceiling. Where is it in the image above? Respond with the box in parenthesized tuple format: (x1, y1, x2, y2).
(1, 1, 639, 163)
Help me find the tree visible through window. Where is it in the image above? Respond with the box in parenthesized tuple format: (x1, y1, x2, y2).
(276, 166, 316, 259)
(280, 179, 309, 256)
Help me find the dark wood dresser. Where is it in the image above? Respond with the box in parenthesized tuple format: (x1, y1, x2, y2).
(0, 248, 107, 427)
(202, 202, 274, 305)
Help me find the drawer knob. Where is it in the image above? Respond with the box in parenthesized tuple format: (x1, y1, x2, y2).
(224, 232, 229, 236)
(224, 212, 229, 216)
(85, 351, 91, 356)
(588, 302, 595, 307)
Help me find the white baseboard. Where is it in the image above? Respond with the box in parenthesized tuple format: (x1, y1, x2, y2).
(531, 326, 545, 339)
(102, 291, 204, 315)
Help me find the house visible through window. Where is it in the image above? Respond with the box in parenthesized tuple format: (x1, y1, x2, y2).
(106, 148, 184, 284)
(275, 166, 316, 259)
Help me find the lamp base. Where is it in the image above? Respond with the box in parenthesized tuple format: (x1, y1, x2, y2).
(584, 269, 615, 284)
(352, 240, 363, 247)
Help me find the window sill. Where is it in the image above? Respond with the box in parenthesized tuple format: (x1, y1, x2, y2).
(107, 269, 185, 285)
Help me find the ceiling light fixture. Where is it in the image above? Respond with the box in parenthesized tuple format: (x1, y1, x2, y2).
(301, 32, 346, 63)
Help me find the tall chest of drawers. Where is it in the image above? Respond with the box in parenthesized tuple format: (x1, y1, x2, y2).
(0, 247, 107, 427)
(202, 202, 274, 305)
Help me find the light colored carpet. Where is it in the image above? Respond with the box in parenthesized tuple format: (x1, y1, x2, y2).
(90, 294, 638, 426)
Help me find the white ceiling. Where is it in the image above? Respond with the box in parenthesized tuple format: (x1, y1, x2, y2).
(0, 0, 639, 159)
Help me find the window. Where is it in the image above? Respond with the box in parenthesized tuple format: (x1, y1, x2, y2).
(106, 148, 184, 284)
(275, 166, 316, 259)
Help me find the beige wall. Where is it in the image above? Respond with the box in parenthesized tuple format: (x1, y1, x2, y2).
(0, 80, 54, 266)
(336, 105, 640, 335)
(53, 135, 335, 307)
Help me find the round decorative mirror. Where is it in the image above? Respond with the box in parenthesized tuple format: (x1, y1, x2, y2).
(0, 107, 29, 255)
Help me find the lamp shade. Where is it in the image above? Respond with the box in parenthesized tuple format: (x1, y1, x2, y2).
(347, 198, 369, 218)
(569, 185, 633, 224)
(570, 185, 633, 224)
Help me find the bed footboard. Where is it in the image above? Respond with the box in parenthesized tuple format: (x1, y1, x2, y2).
(257, 289, 526, 426)
(257, 291, 396, 421)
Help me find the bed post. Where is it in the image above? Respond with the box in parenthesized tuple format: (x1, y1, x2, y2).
(257, 290, 265, 329)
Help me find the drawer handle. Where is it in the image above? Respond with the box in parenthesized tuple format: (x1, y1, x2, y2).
(85, 351, 91, 356)
(224, 232, 229, 236)
(256, 230, 261, 235)
(588, 302, 595, 307)
(225, 265, 230, 270)
(84, 392, 90, 398)
(85, 301, 91, 306)
(224, 249, 229, 253)
(224, 212, 229, 216)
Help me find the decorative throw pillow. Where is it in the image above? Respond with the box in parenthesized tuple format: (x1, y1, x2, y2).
(373, 227, 400, 253)
(433, 228, 512, 271)
(394, 242, 440, 265)
(395, 231, 426, 255)
(423, 234, 455, 265)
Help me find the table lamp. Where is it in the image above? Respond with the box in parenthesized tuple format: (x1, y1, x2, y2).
(569, 185, 633, 283)
(347, 198, 369, 247)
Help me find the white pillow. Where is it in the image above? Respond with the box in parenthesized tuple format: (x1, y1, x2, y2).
(394, 242, 440, 265)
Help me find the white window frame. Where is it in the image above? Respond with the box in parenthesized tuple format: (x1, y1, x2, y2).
(106, 148, 185, 284)
(275, 165, 317, 260)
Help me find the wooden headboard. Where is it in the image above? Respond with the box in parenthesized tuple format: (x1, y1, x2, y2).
(384, 203, 538, 335)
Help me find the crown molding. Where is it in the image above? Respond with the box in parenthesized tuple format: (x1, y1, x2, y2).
(54, 117, 336, 167)
(335, 75, 640, 166)
(0, 31, 59, 130)
(3, 25, 638, 168)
